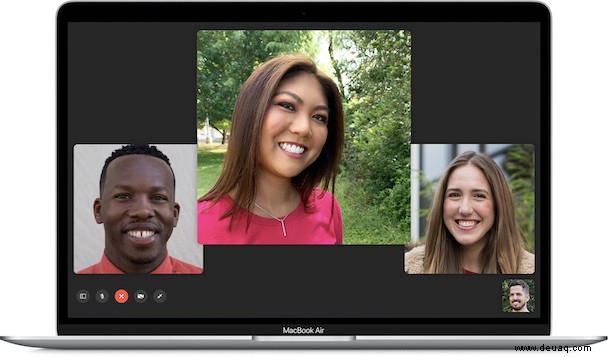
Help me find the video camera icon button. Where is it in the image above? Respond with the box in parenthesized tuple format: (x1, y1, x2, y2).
(95, 289, 110, 303)
(114, 289, 129, 304)
(134, 290, 148, 303)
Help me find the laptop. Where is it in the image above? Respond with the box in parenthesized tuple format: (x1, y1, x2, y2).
(1, 0, 606, 351)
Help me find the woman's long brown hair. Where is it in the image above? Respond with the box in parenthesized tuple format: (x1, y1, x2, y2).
(423, 151, 523, 274)
(199, 54, 344, 230)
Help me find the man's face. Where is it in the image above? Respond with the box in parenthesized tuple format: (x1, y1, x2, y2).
(509, 285, 530, 311)
(94, 155, 179, 273)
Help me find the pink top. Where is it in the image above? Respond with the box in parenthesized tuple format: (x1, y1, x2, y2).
(198, 189, 343, 245)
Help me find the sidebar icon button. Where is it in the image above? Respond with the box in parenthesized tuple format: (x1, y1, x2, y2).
(77, 290, 90, 303)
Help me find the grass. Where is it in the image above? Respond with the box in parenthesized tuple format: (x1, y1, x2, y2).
(334, 174, 409, 245)
(197, 144, 227, 197)
(196, 144, 408, 244)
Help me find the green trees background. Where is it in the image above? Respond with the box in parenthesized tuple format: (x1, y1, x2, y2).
(504, 144, 535, 253)
(196, 30, 316, 144)
(196, 30, 412, 244)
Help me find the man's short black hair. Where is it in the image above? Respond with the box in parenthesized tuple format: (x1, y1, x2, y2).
(509, 279, 530, 294)
(99, 144, 175, 194)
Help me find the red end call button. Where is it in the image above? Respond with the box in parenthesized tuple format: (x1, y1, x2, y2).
(114, 289, 129, 304)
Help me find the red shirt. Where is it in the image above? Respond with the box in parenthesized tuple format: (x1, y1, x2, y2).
(77, 251, 202, 274)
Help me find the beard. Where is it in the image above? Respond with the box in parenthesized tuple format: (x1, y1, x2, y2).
(511, 301, 525, 311)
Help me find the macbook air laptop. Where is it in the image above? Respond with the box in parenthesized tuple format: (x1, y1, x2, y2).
(2, 0, 606, 350)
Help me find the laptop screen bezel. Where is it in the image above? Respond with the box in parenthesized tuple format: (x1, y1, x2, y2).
(57, 1, 550, 336)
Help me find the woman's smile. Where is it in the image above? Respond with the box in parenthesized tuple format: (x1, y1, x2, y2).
(443, 164, 495, 248)
(258, 72, 329, 180)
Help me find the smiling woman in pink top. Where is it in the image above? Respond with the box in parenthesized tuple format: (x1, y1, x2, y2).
(198, 54, 344, 244)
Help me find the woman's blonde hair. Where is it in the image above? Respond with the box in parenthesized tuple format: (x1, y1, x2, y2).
(423, 151, 523, 273)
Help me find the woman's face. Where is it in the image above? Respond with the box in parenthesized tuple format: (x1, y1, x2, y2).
(258, 72, 329, 181)
(442, 164, 495, 249)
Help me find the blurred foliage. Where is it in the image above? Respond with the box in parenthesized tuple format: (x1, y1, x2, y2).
(503, 144, 535, 253)
(196, 30, 412, 244)
(196, 30, 316, 142)
(331, 30, 412, 242)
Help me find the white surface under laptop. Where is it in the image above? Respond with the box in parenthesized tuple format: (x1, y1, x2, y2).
(1, 0, 608, 355)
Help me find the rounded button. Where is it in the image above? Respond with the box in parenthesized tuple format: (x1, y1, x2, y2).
(114, 289, 129, 304)
(153, 289, 167, 303)
(77, 290, 90, 303)
(134, 289, 148, 303)
(96, 289, 110, 303)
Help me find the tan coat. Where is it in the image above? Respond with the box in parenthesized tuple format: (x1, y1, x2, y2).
(404, 245, 535, 274)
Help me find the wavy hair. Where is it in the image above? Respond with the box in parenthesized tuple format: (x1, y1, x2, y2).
(423, 151, 523, 273)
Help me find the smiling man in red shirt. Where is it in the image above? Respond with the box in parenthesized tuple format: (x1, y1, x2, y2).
(78, 144, 202, 274)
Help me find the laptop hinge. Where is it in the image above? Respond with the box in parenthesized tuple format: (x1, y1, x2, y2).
(254, 335, 355, 342)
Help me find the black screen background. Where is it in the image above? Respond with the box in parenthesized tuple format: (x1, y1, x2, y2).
(59, 2, 549, 335)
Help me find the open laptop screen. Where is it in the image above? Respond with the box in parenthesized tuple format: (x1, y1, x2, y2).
(59, 2, 549, 335)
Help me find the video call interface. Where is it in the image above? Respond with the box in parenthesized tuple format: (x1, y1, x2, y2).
(64, 10, 546, 333)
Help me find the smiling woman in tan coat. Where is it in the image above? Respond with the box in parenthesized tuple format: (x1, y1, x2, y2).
(404, 151, 534, 274)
